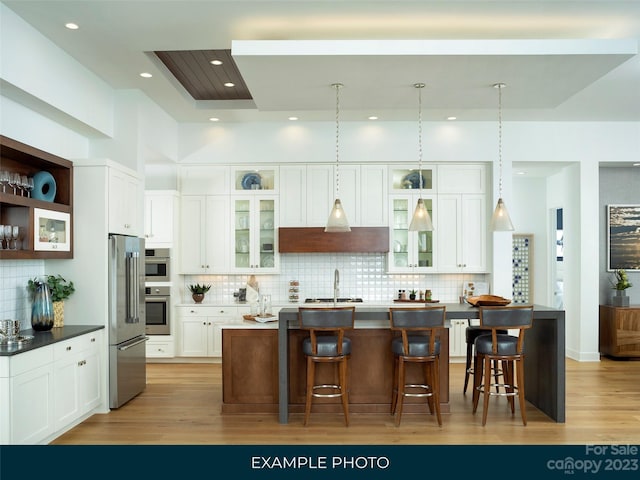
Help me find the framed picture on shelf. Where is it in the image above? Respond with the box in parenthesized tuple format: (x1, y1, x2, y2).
(607, 204, 640, 271)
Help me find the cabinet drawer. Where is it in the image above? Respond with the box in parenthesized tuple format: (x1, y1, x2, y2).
(53, 336, 85, 359)
(9, 347, 54, 377)
(178, 306, 238, 318)
(146, 340, 175, 358)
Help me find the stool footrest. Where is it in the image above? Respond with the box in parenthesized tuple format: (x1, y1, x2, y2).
(312, 384, 345, 398)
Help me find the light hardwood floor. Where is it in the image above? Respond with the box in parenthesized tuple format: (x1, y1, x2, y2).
(51, 357, 640, 445)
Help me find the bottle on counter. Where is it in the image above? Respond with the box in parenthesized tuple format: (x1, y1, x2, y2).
(425, 289, 432, 301)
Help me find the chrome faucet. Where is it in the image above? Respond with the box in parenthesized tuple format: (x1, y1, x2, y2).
(333, 269, 340, 305)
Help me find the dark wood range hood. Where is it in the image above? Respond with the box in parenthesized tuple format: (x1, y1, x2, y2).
(278, 227, 389, 253)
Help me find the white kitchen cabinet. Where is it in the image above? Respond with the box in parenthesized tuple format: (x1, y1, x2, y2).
(449, 319, 468, 358)
(109, 165, 142, 235)
(146, 336, 175, 358)
(3, 348, 55, 444)
(388, 194, 436, 273)
(232, 196, 278, 273)
(179, 165, 229, 195)
(360, 164, 388, 226)
(436, 194, 487, 273)
(53, 330, 102, 430)
(279, 164, 387, 227)
(180, 195, 229, 274)
(177, 306, 239, 357)
(437, 164, 486, 194)
(389, 166, 436, 193)
(279, 164, 332, 227)
(144, 190, 177, 247)
(232, 166, 278, 192)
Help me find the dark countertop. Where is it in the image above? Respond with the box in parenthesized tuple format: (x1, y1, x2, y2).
(0, 325, 104, 357)
(278, 303, 563, 322)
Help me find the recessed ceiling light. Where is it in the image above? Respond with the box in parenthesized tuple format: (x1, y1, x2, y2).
(368, 116, 379, 120)
(210, 60, 223, 66)
(209, 117, 220, 122)
(447, 116, 457, 121)
(65, 23, 79, 30)
(224, 82, 235, 88)
(515, 171, 526, 175)
(288, 116, 298, 121)
(139, 72, 153, 78)
(633, 163, 640, 167)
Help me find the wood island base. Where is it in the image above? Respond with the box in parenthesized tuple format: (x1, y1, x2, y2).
(221, 327, 450, 415)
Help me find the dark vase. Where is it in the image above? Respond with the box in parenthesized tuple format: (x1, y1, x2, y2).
(612, 290, 630, 307)
(409, 294, 416, 301)
(31, 281, 54, 331)
(192, 293, 205, 304)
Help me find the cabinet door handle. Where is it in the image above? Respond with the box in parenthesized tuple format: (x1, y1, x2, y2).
(66, 346, 72, 351)
(203, 321, 206, 325)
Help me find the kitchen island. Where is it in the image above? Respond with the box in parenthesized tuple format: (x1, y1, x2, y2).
(276, 304, 565, 424)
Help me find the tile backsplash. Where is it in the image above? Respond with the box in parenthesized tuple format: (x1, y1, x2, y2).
(0, 260, 44, 330)
(1, 255, 489, 322)
(181, 253, 489, 305)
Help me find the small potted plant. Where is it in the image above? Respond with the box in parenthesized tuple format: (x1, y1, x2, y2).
(28, 275, 75, 327)
(409, 289, 417, 301)
(610, 269, 632, 306)
(188, 283, 211, 304)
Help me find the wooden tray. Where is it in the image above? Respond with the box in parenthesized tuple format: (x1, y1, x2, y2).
(393, 299, 440, 303)
(243, 314, 277, 323)
(465, 295, 511, 307)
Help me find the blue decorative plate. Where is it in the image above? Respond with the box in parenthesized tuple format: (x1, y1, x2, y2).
(241, 172, 262, 190)
(402, 171, 427, 190)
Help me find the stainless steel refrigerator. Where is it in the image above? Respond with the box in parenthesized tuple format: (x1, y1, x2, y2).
(108, 234, 147, 409)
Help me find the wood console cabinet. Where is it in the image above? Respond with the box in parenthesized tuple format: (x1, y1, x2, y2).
(599, 305, 640, 357)
(0, 135, 73, 259)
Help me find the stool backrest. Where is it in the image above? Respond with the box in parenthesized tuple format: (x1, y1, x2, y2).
(479, 305, 534, 354)
(389, 306, 446, 356)
(299, 307, 356, 356)
(298, 307, 356, 330)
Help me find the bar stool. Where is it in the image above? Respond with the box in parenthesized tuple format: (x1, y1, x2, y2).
(298, 306, 356, 426)
(472, 305, 534, 426)
(463, 324, 507, 394)
(389, 306, 446, 426)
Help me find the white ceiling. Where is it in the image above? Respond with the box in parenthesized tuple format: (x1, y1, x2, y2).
(3, 0, 640, 123)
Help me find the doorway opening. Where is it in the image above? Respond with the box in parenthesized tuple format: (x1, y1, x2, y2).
(551, 208, 564, 309)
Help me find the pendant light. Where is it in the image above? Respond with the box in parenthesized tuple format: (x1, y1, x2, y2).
(325, 83, 351, 232)
(490, 83, 515, 231)
(408, 83, 434, 232)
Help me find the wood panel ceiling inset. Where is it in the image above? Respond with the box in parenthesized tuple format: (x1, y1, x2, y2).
(155, 49, 252, 101)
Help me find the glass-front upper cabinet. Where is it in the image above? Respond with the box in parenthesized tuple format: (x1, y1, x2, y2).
(232, 167, 278, 193)
(388, 195, 435, 273)
(389, 166, 436, 193)
(232, 196, 278, 273)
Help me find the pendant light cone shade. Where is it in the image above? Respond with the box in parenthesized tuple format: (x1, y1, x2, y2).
(325, 83, 351, 232)
(491, 83, 515, 232)
(409, 198, 434, 231)
(408, 83, 433, 232)
(325, 199, 351, 232)
(490, 197, 514, 231)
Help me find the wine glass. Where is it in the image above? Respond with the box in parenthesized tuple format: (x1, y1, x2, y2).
(3, 225, 11, 249)
(0, 170, 9, 193)
(11, 226, 20, 250)
(26, 177, 34, 198)
(0, 225, 5, 250)
(7, 172, 18, 194)
(20, 175, 29, 197)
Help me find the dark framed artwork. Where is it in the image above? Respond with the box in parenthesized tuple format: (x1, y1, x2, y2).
(607, 204, 640, 271)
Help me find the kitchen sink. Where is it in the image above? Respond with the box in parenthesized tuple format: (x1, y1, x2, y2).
(304, 298, 363, 303)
